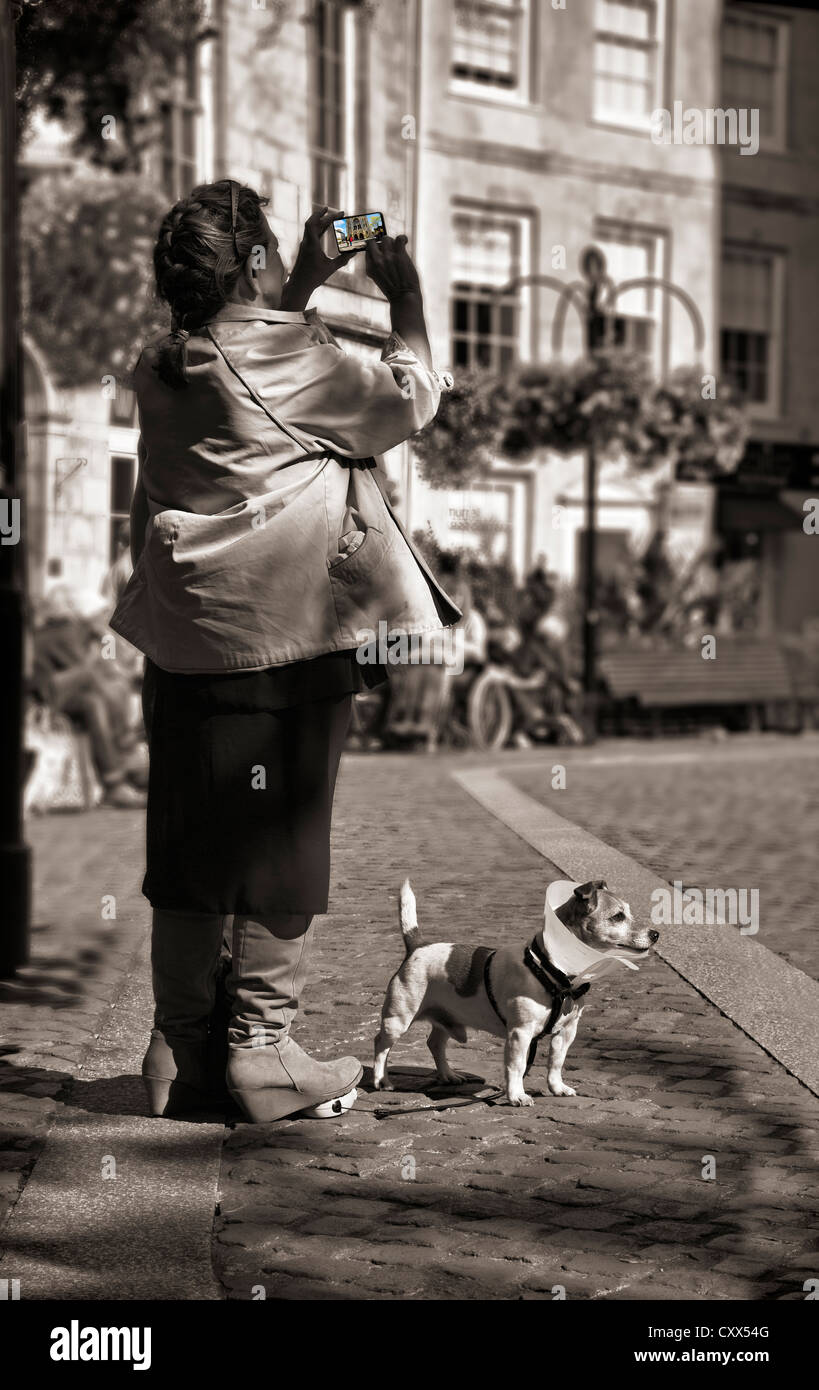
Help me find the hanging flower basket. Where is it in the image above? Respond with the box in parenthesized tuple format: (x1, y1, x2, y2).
(412, 352, 748, 488)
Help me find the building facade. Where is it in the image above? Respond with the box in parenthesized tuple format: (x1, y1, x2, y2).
(412, 0, 722, 585)
(20, 0, 819, 637)
(716, 1, 819, 636)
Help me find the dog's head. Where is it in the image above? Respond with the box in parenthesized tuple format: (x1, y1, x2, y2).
(554, 880, 659, 957)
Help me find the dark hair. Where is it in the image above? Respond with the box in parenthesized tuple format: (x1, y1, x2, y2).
(152, 179, 270, 388)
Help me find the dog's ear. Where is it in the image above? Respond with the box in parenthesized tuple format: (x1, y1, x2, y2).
(574, 880, 607, 909)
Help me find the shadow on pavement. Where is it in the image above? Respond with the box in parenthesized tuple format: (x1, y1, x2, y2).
(212, 1026, 817, 1299)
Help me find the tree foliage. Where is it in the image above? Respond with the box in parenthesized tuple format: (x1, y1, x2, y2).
(413, 353, 748, 488)
(22, 170, 169, 386)
(15, 0, 208, 168)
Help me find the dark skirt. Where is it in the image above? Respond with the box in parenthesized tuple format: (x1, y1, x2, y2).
(141, 656, 367, 915)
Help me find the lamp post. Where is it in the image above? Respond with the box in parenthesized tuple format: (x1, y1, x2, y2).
(496, 247, 706, 736)
(0, 0, 31, 976)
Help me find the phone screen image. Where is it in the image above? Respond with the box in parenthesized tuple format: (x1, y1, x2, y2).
(332, 212, 387, 252)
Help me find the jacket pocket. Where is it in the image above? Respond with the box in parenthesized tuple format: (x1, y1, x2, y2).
(326, 524, 391, 587)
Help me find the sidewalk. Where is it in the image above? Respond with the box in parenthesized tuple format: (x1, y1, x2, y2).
(0, 810, 221, 1298)
(0, 809, 147, 1237)
(1, 744, 817, 1301)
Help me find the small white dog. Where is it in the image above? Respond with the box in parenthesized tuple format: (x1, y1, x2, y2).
(373, 878, 658, 1106)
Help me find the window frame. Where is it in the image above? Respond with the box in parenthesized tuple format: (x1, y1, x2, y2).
(449, 0, 533, 106)
(721, 3, 789, 154)
(160, 44, 202, 201)
(109, 384, 138, 429)
(592, 0, 666, 134)
(592, 217, 669, 376)
(109, 453, 139, 565)
(309, 0, 357, 211)
(449, 204, 533, 372)
(719, 243, 785, 421)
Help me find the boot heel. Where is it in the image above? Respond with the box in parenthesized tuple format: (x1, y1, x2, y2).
(228, 1071, 363, 1124)
(225, 1084, 314, 1124)
(143, 1074, 207, 1117)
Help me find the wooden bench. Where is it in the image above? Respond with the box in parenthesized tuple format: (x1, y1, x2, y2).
(598, 639, 802, 735)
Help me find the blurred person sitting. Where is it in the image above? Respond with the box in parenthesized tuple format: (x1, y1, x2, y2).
(101, 520, 145, 690)
(29, 586, 146, 808)
(103, 519, 134, 606)
(508, 571, 579, 743)
(440, 570, 488, 728)
(385, 551, 475, 750)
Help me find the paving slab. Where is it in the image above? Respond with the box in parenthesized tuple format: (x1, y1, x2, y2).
(453, 766, 819, 1097)
(0, 934, 224, 1300)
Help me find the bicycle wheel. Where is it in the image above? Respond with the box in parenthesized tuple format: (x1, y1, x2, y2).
(467, 672, 514, 749)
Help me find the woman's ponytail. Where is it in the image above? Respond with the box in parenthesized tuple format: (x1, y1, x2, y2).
(154, 324, 191, 390)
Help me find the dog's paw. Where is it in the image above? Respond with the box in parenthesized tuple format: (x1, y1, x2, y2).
(548, 1080, 576, 1097)
(506, 1092, 534, 1107)
(372, 1079, 394, 1092)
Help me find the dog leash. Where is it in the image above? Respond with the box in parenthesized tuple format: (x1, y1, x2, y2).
(373, 1086, 506, 1120)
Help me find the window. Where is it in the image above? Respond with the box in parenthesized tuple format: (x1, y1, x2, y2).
(109, 384, 137, 428)
(593, 223, 664, 362)
(451, 0, 531, 101)
(109, 455, 137, 563)
(451, 213, 524, 371)
(593, 0, 664, 128)
(160, 45, 200, 200)
(720, 246, 783, 415)
(310, 0, 355, 208)
(722, 6, 788, 151)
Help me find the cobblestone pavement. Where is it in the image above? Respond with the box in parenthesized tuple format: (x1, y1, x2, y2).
(509, 734, 819, 981)
(2, 743, 817, 1301)
(0, 808, 145, 1245)
(214, 748, 819, 1302)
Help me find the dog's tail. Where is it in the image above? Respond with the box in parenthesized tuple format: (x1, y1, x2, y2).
(399, 878, 421, 955)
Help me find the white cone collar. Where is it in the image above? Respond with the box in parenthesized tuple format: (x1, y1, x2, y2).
(542, 880, 644, 986)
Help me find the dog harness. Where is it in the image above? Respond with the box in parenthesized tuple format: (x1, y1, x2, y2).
(482, 937, 591, 1075)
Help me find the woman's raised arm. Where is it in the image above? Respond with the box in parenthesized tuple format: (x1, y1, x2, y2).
(364, 237, 433, 373)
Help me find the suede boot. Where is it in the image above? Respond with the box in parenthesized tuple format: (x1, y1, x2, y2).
(142, 909, 230, 1116)
(226, 913, 362, 1123)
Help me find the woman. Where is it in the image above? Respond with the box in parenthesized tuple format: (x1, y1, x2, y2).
(110, 179, 459, 1124)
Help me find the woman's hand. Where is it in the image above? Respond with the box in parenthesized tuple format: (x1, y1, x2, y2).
(364, 234, 422, 302)
(280, 206, 357, 311)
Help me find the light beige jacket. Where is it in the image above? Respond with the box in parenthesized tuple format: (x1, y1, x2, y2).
(109, 305, 460, 672)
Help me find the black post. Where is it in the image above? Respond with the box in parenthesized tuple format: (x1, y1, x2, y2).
(583, 442, 598, 706)
(0, 0, 31, 976)
(581, 277, 604, 739)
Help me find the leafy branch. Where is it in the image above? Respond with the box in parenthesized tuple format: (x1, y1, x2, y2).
(15, 0, 209, 169)
(22, 170, 170, 386)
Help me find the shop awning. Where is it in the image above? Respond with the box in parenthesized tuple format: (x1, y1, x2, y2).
(716, 491, 804, 533)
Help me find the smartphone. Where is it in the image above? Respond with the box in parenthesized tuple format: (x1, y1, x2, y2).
(332, 211, 387, 253)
